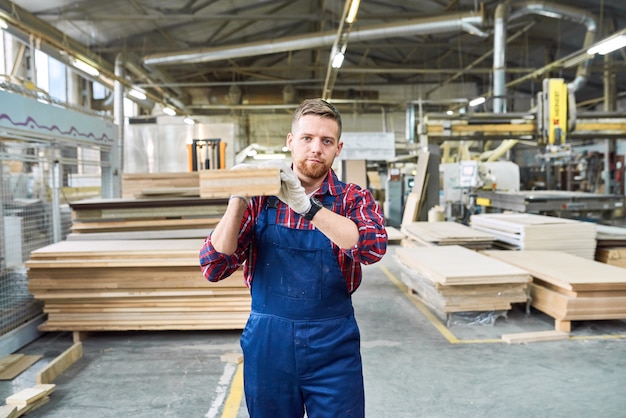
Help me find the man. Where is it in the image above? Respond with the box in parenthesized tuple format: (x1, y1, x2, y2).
(199, 98, 387, 417)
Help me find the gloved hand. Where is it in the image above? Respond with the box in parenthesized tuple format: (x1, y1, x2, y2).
(259, 160, 311, 214)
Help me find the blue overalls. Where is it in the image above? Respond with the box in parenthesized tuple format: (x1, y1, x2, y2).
(240, 197, 364, 418)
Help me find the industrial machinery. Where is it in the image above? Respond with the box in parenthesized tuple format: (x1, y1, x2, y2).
(421, 77, 625, 221)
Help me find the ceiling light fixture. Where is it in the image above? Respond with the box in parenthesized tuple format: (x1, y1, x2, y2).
(71, 58, 99, 77)
(163, 106, 176, 116)
(331, 52, 345, 69)
(183, 116, 195, 125)
(469, 97, 486, 107)
(128, 89, 147, 101)
(587, 34, 626, 55)
(345, 0, 361, 24)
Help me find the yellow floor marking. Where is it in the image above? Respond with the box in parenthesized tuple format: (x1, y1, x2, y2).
(221, 361, 244, 418)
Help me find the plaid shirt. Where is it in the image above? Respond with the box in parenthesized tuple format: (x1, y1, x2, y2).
(199, 169, 387, 293)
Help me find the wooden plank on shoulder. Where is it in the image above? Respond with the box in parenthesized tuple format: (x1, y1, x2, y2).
(199, 167, 280, 198)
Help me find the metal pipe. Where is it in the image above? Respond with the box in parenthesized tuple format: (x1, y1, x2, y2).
(144, 11, 487, 66)
(493, 4, 509, 114)
(508, 1, 597, 92)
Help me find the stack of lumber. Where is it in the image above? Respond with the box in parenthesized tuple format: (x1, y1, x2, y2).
(470, 213, 597, 259)
(2, 384, 55, 417)
(596, 224, 626, 247)
(401, 221, 495, 250)
(25, 239, 250, 331)
(394, 245, 531, 318)
(483, 250, 626, 332)
(68, 197, 227, 235)
(595, 225, 626, 269)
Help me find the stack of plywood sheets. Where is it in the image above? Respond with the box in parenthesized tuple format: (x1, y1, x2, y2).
(595, 247, 626, 269)
(470, 213, 597, 259)
(483, 250, 626, 332)
(26, 239, 250, 331)
(595, 224, 626, 247)
(69, 197, 227, 235)
(401, 221, 495, 250)
(595, 225, 626, 269)
(395, 246, 531, 318)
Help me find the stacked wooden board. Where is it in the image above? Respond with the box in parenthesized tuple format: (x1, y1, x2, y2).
(395, 246, 531, 318)
(483, 250, 626, 332)
(26, 239, 250, 331)
(596, 246, 626, 269)
(470, 213, 597, 259)
(595, 225, 626, 269)
(401, 221, 495, 250)
(68, 197, 227, 235)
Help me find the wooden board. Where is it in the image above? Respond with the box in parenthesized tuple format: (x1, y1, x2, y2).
(6, 384, 55, 407)
(0, 355, 42, 380)
(595, 247, 626, 268)
(482, 250, 626, 292)
(199, 167, 280, 198)
(501, 330, 569, 344)
(0, 405, 18, 418)
(396, 246, 532, 285)
(122, 172, 199, 199)
(401, 221, 495, 249)
(36, 343, 82, 385)
(401, 150, 429, 225)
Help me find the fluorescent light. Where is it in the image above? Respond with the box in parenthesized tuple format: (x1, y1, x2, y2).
(72, 59, 99, 77)
(346, 0, 361, 24)
(331, 52, 345, 69)
(0, 18, 8, 30)
(183, 116, 195, 125)
(163, 106, 176, 116)
(587, 35, 626, 55)
(469, 97, 486, 107)
(446, 110, 454, 115)
(128, 89, 147, 100)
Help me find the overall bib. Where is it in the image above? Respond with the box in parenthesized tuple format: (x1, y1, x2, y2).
(240, 197, 364, 418)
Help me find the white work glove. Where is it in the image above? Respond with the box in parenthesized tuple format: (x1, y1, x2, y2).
(259, 160, 311, 214)
(231, 163, 255, 171)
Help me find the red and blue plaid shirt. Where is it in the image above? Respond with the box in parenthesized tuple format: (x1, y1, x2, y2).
(199, 169, 387, 293)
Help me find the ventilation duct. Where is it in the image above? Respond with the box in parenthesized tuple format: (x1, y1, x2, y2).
(143, 11, 487, 66)
(495, 0, 597, 105)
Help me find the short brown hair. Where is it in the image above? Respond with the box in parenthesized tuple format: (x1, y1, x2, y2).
(292, 98, 342, 138)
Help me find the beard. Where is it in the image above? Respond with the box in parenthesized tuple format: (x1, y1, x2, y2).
(295, 158, 330, 180)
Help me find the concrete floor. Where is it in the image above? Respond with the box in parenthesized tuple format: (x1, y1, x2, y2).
(2, 245, 626, 418)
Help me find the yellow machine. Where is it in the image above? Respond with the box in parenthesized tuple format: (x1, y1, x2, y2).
(539, 78, 570, 146)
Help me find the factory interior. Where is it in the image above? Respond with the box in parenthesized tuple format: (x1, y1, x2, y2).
(1, 0, 626, 417)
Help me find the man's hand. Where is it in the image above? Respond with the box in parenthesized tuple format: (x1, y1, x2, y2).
(259, 160, 311, 214)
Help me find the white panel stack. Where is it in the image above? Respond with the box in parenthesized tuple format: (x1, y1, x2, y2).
(470, 213, 597, 259)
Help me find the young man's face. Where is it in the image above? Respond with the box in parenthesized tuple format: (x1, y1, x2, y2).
(287, 114, 342, 181)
